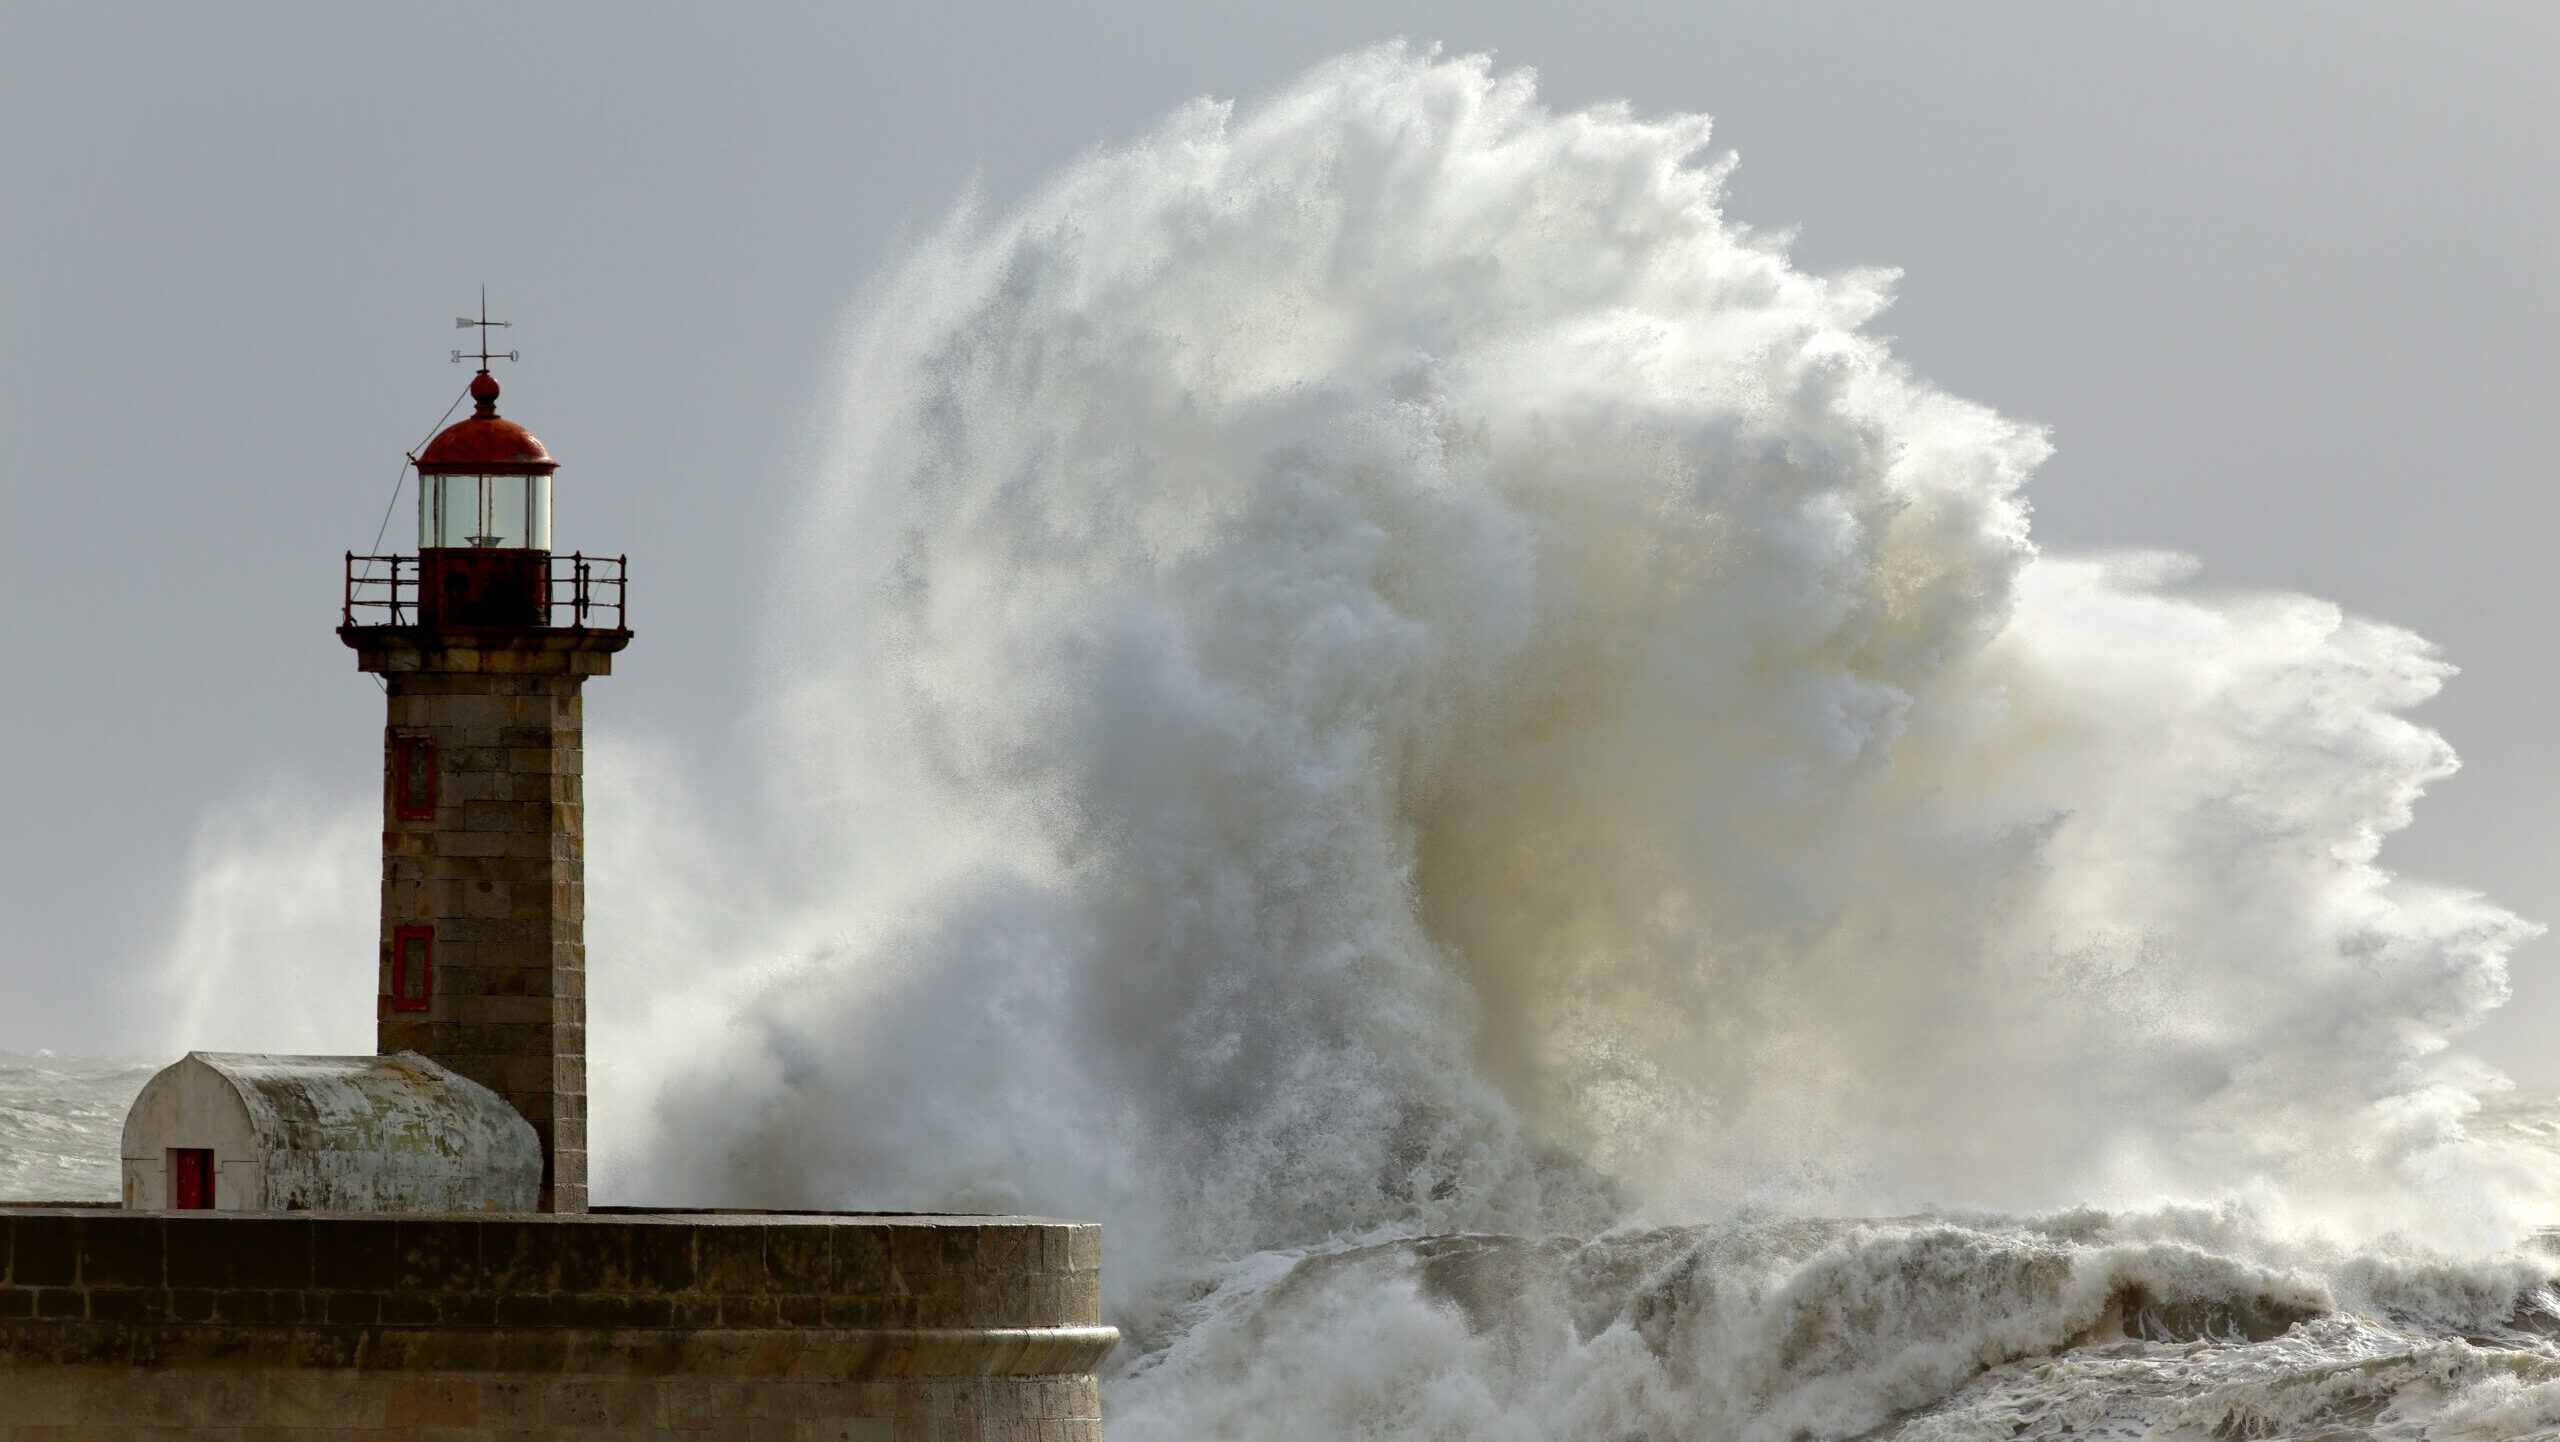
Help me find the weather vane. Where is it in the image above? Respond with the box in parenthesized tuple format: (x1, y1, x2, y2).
(450, 285, 519, 368)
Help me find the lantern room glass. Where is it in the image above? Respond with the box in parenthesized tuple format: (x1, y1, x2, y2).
(419, 472, 552, 551)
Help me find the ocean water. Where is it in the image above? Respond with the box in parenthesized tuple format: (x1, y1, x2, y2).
(36, 45, 2560, 1442)
(0, 1053, 155, 1203)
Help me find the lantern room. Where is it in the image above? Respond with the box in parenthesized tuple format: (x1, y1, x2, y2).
(340, 333, 625, 637)
(406, 368, 557, 627)
(417, 370, 554, 552)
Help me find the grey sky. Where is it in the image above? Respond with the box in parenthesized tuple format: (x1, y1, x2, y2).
(3, 3, 2555, 1082)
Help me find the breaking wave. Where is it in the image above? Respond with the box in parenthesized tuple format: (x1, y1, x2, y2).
(622, 45, 2558, 1439)
(644, 44, 2535, 1233)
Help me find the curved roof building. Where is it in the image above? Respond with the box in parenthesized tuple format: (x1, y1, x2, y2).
(120, 1050, 540, 1212)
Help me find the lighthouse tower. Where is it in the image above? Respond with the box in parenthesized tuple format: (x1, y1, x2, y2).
(338, 314, 629, 1212)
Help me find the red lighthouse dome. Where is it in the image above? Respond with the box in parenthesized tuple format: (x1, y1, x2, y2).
(414, 370, 556, 554)
(416, 372, 555, 473)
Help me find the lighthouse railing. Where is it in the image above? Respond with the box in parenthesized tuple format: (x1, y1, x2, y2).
(344, 551, 628, 631)
(546, 552, 628, 631)
(343, 552, 420, 626)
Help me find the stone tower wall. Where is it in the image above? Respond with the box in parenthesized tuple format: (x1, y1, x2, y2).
(354, 633, 623, 1215)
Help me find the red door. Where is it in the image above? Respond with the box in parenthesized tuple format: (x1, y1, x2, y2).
(169, 1148, 215, 1209)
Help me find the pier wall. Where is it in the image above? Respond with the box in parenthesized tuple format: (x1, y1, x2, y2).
(0, 1208, 1113, 1441)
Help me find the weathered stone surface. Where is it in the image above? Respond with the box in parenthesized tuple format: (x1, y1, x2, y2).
(0, 1209, 1113, 1439)
(0, 1211, 1104, 1329)
(346, 629, 627, 1214)
(0, 1365, 1100, 1440)
(120, 1053, 540, 1213)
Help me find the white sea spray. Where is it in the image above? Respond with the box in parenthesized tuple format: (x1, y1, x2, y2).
(642, 43, 2535, 1236)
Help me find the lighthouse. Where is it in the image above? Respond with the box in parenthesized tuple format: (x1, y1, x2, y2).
(337, 312, 630, 1212)
(47, 310, 1113, 1440)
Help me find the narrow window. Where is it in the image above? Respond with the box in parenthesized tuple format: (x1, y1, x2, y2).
(392, 925, 434, 1012)
(169, 1148, 215, 1210)
(392, 735, 436, 820)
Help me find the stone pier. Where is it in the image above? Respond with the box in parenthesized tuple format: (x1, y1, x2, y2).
(0, 1207, 1115, 1440)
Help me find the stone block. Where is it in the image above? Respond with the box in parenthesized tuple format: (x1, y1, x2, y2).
(433, 694, 513, 729)
(213, 1219, 308, 1291)
(311, 1224, 399, 1294)
(966, 1273, 1029, 1329)
(549, 1227, 628, 1295)
(448, 1022, 543, 1058)
(384, 1377, 481, 1426)
(379, 1020, 458, 1056)
(480, 1055, 564, 1098)
(762, 1229, 830, 1294)
(461, 800, 545, 835)
(817, 1295, 910, 1330)
(885, 1228, 945, 1289)
(72, 1218, 160, 1290)
(82, 1289, 167, 1324)
(475, 1223, 559, 1296)
(494, 1291, 560, 1328)
(450, 746, 513, 774)
(393, 1221, 480, 1294)
(826, 1231, 892, 1296)
(436, 830, 531, 860)
(460, 995, 554, 1026)
(433, 913, 556, 943)
(506, 771, 568, 802)
(694, 1225, 770, 1296)
(433, 1291, 498, 1327)
(665, 1380, 757, 1426)
(480, 1375, 544, 1424)
(379, 1288, 439, 1327)
(975, 1227, 1026, 1276)
(719, 1294, 781, 1329)
(622, 1227, 695, 1296)
(543, 1377, 664, 1427)
(433, 766, 499, 803)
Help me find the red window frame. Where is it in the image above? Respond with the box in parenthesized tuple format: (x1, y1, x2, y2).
(392, 734, 437, 821)
(391, 925, 434, 1012)
(169, 1148, 215, 1209)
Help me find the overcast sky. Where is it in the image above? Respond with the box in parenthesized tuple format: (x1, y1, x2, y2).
(3, 3, 2554, 1081)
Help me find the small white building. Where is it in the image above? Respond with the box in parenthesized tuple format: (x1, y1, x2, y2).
(121, 1051, 541, 1213)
